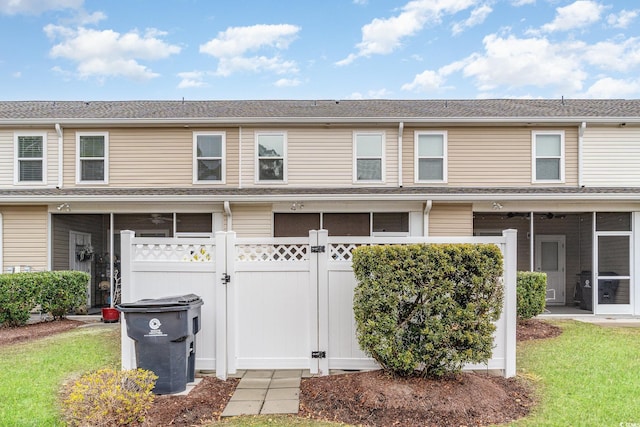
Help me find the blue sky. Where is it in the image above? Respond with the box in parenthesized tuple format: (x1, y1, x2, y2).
(1, 0, 639, 100)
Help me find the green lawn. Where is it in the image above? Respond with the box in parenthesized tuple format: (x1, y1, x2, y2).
(0, 324, 120, 426)
(2, 320, 639, 426)
(514, 321, 640, 426)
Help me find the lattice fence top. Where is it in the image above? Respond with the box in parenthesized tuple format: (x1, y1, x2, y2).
(329, 243, 363, 262)
(132, 243, 215, 262)
(236, 244, 309, 262)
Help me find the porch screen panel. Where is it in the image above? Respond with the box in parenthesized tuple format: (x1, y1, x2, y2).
(597, 235, 630, 305)
(274, 213, 320, 237)
(323, 213, 370, 236)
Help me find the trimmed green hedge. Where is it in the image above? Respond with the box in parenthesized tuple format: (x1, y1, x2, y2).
(517, 271, 547, 319)
(352, 243, 504, 378)
(0, 271, 89, 326)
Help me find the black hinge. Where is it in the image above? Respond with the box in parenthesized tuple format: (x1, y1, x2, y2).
(311, 351, 326, 359)
(221, 274, 231, 284)
(310, 245, 325, 253)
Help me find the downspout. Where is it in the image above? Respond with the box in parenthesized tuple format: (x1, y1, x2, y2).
(238, 126, 243, 189)
(398, 121, 404, 187)
(423, 200, 432, 236)
(224, 201, 232, 231)
(55, 123, 63, 188)
(578, 121, 586, 187)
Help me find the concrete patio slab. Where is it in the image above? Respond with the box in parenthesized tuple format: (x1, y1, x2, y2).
(270, 377, 301, 388)
(230, 388, 267, 401)
(237, 377, 272, 389)
(243, 370, 275, 378)
(261, 399, 299, 414)
(221, 400, 263, 417)
(266, 387, 299, 401)
(272, 369, 302, 379)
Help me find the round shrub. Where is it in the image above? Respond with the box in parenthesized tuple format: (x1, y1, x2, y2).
(516, 271, 547, 319)
(62, 368, 157, 426)
(352, 243, 504, 378)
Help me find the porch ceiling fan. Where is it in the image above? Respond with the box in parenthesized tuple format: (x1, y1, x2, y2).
(146, 213, 174, 225)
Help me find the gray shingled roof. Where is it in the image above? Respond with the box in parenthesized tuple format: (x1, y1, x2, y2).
(0, 99, 639, 122)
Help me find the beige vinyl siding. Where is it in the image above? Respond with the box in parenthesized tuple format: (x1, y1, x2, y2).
(0, 131, 12, 186)
(63, 127, 239, 187)
(232, 204, 272, 237)
(241, 127, 398, 187)
(1, 206, 48, 270)
(429, 204, 472, 236)
(403, 127, 578, 187)
(583, 127, 640, 186)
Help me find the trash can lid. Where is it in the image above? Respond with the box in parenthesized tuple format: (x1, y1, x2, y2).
(117, 293, 203, 309)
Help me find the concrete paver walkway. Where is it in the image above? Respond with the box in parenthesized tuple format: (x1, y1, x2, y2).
(221, 369, 308, 417)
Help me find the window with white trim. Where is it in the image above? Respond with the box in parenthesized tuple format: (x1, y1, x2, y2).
(15, 132, 46, 183)
(256, 132, 286, 182)
(194, 132, 225, 183)
(415, 131, 447, 182)
(77, 132, 108, 183)
(354, 132, 384, 182)
(532, 131, 564, 182)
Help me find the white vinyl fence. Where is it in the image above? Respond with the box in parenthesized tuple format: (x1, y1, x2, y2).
(120, 229, 517, 379)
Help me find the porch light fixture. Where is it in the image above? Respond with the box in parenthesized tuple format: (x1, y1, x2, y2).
(492, 202, 503, 210)
(290, 202, 304, 211)
(56, 203, 71, 212)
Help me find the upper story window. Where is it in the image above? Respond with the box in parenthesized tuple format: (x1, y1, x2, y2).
(194, 132, 225, 183)
(15, 132, 46, 184)
(77, 132, 108, 183)
(532, 131, 564, 182)
(415, 131, 447, 182)
(354, 132, 384, 182)
(256, 132, 286, 182)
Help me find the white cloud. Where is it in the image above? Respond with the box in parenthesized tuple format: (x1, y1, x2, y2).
(353, 0, 368, 4)
(177, 71, 208, 89)
(462, 34, 586, 92)
(452, 4, 492, 35)
(12, 71, 21, 78)
(540, 0, 605, 33)
(274, 78, 301, 87)
(585, 77, 640, 98)
(402, 69, 445, 92)
(0, 0, 82, 14)
(200, 24, 300, 77)
(607, 9, 639, 29)
(511, 0, 535, 6)
(581, 38, 640, 72)
(45, 25, 181, 80)
(337, 0, 478, 65)
(346, 89, 392, 99)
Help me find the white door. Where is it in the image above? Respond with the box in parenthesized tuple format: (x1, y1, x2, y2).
(535, 235, 566, 305)
(69, 231, 92, 307)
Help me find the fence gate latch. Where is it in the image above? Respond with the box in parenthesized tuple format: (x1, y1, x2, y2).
(311, 351, 326, 359)
(221, 273, 231, 284)
(310, 245, 325, 253)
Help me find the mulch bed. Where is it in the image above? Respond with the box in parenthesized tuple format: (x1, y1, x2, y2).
(0, 318, 84, 346)
(517, 318, 562, 341)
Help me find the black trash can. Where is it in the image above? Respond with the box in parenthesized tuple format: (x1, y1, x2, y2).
(117, 294, 203, 394)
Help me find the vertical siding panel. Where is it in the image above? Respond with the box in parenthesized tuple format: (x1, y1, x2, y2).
(429, 204, 473, 236)
(1, 206, 48, 270)
(232, 204, 272, 237)
(583, 127, 640, 186)
(0, 131, 12, 186)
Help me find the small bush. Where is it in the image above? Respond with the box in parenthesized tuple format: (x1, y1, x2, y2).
(352, 243, 504, 378)
(37, 271, 90, 319)
(62, 368, 157, 427)
(0, 273, 40, 327)
(517, 271, 547, 319)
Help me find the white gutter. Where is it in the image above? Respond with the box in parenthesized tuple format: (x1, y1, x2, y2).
(398, 122, 404, 187)
(224, 201, 232, 231)
(55, 123, 63, 188)
(578, 122, 586, 187)
(423, 200, 432, 236)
